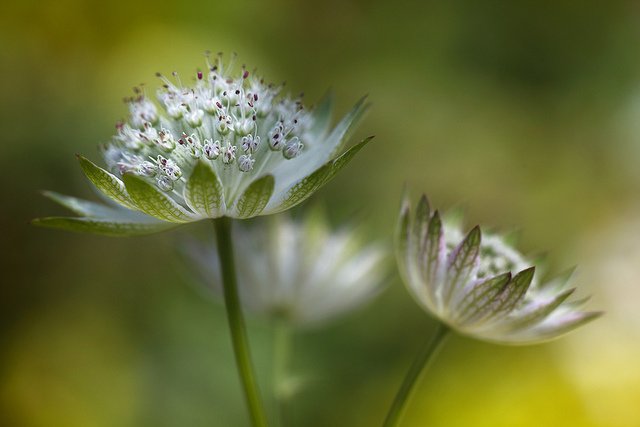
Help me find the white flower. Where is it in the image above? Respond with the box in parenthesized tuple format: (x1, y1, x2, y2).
(396, 194, 601, 344)
(185, 211, 388, 327)
(35, 53, 371, 236)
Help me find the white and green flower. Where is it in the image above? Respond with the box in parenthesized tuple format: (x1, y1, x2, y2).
(396, 194, 601, 344)
(186, 210, 389, 327)
(34, 54, 371, 236)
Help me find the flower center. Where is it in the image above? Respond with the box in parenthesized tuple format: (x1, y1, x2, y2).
(104, 53, 313, 198)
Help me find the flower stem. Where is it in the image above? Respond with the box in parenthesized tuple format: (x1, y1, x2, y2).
(272, 320, 292, 427)
(214, 217, 269, 427)
(382, 323, 449, 427)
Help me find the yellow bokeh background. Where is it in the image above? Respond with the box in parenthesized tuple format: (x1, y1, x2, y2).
(2, 0, 640, 426)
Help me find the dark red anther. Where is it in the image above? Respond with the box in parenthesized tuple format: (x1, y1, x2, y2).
(197, 71, 203, 80)
(253, 94, 258, 101)
(235, 89, 240, 95)
(216, 101, 223, 108)
(243, 70, 249, 79)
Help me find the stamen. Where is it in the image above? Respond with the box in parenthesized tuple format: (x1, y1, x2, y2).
(222, 143, 236, 164)
(106, 55, 316, 195)
(157, 155, 182, 180)
(203, 139, 222, 160)
(283, 137, 304, 159)
(186, 109, 204, 127)
(156, 175, 174, 191)
(137, 161, 158, 177)
(241, 135, 260, 153)
(238, 154, 255, 172)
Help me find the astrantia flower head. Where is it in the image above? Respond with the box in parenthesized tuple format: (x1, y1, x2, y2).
(186, 210, 388, 327)
(396, 194, 602, 344)
(34, 53, 371, 236)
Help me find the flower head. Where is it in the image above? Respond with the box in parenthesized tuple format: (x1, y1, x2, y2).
(186, 210, 389, 327)
(396, 194, 601, 344)
(34, 53, 371, 236)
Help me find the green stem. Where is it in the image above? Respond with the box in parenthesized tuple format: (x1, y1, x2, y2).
(272, 320, 292, 427)
(383, 323, 450, 427)
(214, 217, 270, 427)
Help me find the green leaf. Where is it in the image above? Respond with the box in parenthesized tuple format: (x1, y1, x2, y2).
(309, 90, 334, 137)
(444, 226, 482, 304)
(123, 174, 195, 223)
(184, 161, 224, 217)
(274, 136, 374, 212)
(43, 191, 120, 218)
(32, 217, 177, 237)
(77, 155, 137, 210)
(328, 96, 370, 157)
(235, 175, 275, 218)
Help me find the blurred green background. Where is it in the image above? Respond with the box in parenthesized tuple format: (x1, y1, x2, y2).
(2, 0, 640, 426)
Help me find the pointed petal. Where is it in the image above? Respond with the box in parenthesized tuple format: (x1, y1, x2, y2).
(326, 95, 370, 157)
(42, 191, 121, 218)
(123, 174, 195, 223)
(498, 310, 603, 344)
(32, 217, 177, 237)
(535, 310, 603, 338)
(77, 155, 137, 210)
(444, 226, 482, 304)
(456, 272, 512, 324)
(494, 267, 536, 314)
(413, 195, 431, 257)
(268, 97, 370, 195)
(540, 266, 577, 291)
(235, 174, 275, 218)
(309, 90, 334, 138)
(394, 192, 412, 279)
(184, 160, 225, 217)
(268, 136, 373, 213)
(505, 288, 576, 330)
(424, 211, 444, 286)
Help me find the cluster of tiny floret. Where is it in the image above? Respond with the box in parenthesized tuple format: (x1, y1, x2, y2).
(103, 53, 313, 192)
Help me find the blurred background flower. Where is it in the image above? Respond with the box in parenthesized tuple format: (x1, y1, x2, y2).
(396, 195, 599, 344)
(2, 0, 640, 426)
(185, 209, 388, 327)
